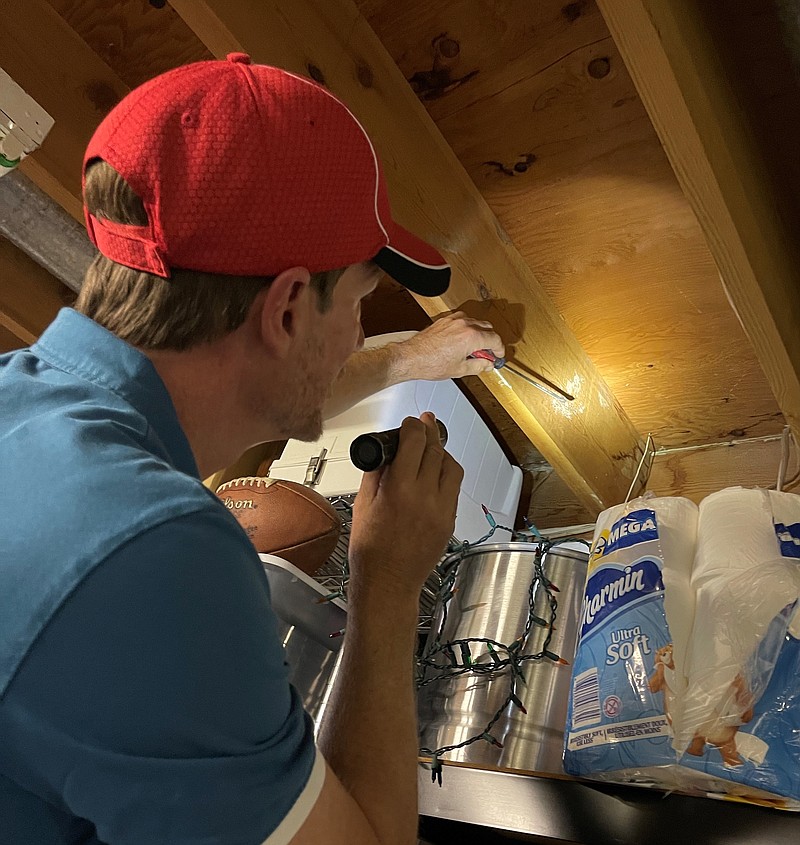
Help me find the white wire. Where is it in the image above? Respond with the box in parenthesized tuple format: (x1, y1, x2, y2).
(776, 426, 791, 491)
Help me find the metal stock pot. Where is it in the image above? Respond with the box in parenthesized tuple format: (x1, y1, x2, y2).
(417, 541, 588, 774)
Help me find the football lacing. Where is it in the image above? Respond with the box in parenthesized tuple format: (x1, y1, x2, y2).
(215, 476, 275, 493)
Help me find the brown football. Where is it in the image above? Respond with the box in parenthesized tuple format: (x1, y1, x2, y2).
(215, 476, 341, 575)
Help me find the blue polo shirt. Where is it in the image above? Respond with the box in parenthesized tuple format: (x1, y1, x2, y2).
(0, 309, 321, 845)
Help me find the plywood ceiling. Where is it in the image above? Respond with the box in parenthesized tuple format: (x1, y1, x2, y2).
(354, 0, 782, 448)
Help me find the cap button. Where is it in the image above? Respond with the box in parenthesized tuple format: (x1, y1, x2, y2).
(227, 52, 252, 65)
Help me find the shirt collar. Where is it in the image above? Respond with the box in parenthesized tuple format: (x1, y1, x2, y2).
(32, 308, 200, 478)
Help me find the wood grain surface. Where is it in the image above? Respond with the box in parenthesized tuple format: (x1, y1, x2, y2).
(356, 0, 782, 448)
(0, 240, 75, 344)
(529, 436, 789, 529)
(648, 439, 788, 504)
(45, 0, 213, 89)
(0, 324, 23, 354)
(596, 0, 800, 443)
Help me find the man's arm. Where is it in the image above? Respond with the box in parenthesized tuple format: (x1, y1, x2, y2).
(323, 312, 505, 419)
(289, 414, 463, 845)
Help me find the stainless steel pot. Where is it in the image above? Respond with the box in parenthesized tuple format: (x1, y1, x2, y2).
(417, 541, 588, 774)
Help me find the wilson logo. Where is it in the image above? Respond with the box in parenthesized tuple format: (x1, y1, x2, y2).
(580, 559, 664, 637)
(222, 498, 255, 510)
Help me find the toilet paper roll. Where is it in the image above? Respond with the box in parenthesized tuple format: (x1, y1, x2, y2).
(692, 488, 780, 588)
(653, 497, 698, 702)
(592, 496, 697, 696)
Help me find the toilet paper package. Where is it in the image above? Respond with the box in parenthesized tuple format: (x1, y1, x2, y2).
(564, 487, 800, 809)
(563, 496, 697, 776)
(675, 489, 800, 804)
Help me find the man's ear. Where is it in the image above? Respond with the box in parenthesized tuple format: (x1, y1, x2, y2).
(257, 266, 313, 358)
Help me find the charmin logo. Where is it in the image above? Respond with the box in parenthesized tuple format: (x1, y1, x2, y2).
(222, 497, 254, 510)
(775, 522, 800, 559)
(580, 559, 664, 637)
(589, 509, 658, 566)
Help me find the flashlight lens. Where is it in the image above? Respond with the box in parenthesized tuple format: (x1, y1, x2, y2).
(350, 434, 384, 472)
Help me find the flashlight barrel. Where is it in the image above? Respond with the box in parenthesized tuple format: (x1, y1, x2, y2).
(350, 420, 448, 472)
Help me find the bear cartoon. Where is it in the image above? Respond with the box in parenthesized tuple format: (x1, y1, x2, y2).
(648, 643, 677, 725)
(686, 674, 755, 767)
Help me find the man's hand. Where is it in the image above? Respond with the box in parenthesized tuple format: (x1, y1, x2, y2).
(322, 313, 504, 419)
(316, 413, 463, 845)
(389, 312, 505, 382)
(347, 413, 464, 600)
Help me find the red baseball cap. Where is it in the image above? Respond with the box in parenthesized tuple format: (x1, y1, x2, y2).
(83, 53, 450, 296)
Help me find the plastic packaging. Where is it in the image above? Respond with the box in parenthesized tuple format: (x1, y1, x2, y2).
(564, 488, 800, 810)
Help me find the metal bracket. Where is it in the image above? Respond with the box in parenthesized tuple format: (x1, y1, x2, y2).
(625, 433, 655, 503)
(304, 448, 328, 486)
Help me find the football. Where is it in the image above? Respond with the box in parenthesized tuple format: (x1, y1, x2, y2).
(215, 476, 342, 575)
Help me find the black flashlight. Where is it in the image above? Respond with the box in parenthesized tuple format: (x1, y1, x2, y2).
(350, 420, 449, 472)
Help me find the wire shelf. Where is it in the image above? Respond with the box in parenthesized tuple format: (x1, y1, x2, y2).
(312, 495, 447, 632)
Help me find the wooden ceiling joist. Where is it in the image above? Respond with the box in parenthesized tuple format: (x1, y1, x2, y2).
(170, 0, 645, 514)
(0, 323, 23, 355)
(597, 0, 800, 446)
(0, 238, 73, 346)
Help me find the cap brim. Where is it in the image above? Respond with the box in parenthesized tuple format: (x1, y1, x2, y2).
(373, 220, 450, 297)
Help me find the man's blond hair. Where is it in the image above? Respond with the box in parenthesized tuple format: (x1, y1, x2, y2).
(76, 161, 344, 351)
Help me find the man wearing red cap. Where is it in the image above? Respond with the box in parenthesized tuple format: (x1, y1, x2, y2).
(0, 55, 503, 845)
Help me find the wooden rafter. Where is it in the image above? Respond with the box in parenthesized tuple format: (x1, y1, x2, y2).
(0, 324, 23, 354)
(0, 239, 73, 345)
(170, 0, 645, 513)
(597, 0, 800, 445)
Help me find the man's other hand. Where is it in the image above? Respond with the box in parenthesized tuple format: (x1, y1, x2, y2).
(391, 312, 505, 381)
(347, 413, 464, 601)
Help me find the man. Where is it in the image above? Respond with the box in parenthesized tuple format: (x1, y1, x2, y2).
(0, 55, 504, 845)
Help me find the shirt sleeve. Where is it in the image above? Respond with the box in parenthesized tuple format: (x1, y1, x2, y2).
(5, 507, 321, 845)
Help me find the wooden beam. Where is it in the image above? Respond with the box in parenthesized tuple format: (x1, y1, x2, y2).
(0, 324, 25, 354)
(0, 0, 130, 221)
(0, 239, 74, 344)
(597, 0, 800, 445)
(170, 0, 644, 514)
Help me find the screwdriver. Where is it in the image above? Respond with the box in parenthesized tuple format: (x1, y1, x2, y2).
(469, 349, 574, 402)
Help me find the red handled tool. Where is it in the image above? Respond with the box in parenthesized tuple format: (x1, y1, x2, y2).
(469, 349, 574, 402)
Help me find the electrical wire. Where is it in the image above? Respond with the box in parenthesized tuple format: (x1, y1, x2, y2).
(774, 426, 800, 492)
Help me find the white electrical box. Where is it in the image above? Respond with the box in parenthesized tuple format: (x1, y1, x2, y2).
(0, 68, 54, 169)
(269, 332, 523, 543)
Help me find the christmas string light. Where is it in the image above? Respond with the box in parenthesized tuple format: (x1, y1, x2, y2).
(418, 526, 590, 786)
(314, 497, 589, 786)
(521, 515, 545, 541)
(418, 547, 558, 775)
